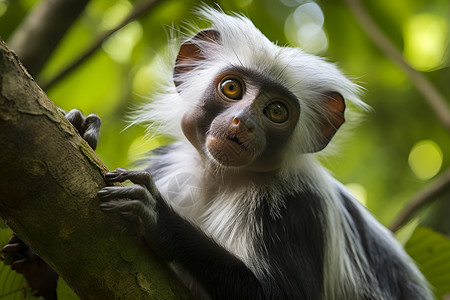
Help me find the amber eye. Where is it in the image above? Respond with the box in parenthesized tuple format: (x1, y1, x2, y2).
(219, 78, 243, 100)
(263, 102, 289, 123)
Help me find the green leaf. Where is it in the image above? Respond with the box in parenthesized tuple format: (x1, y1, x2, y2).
(0, 227, 79, 299)
(404, 226, 450, 299)
(395, 219, 419, 246)
(0, 227, 37, 300)
(56, 278, 80, 300)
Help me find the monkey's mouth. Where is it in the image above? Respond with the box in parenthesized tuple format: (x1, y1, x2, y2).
(206, 135, 253, 167)
(226, 135, 248, 151)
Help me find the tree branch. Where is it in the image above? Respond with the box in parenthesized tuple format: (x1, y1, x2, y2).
(389, 168, 450, 232)
(40, 0, 165, 91)
(0, 39, 188, 299)
(343, 0, 450, 232)
(343, 0, 450, 131)
(8, 0, 91, 77)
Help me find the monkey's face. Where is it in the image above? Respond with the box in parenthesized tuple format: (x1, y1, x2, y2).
(181, 67, 300, 172)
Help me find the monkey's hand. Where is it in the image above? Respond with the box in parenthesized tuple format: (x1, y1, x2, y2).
(97, 168, 161, 246)
(64, 109, 101, 150)
(97, 169, 264, 299)
(2, 234, 58, 300)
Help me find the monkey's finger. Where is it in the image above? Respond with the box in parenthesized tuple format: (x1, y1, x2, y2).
(98, 185, 155, 207)
(82, 114, 101, 150)
(7, 233, 22, 244)
(118, 211, 140, 223)
(65, 109, 84, 134)
(101, 200, 158, 229)
(10, 257, 30, 272)
(100, 200, 147, 214)
(2, 242, 26, 255)
(83, 131, 98, 150)
(98, 185, 147, 200)
(105, 169, 161, 198)
(84, 114, 101, 129)
(104, 168, 130, 183)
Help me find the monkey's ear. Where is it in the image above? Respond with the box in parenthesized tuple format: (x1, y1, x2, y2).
(173, 29, 221, 88)
(312, 93, 345, 152)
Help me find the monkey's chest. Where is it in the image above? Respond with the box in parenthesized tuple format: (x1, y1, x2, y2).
(159, 178, 257, 265)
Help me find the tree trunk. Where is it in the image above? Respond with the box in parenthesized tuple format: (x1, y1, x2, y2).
(0, 39, 188, 299)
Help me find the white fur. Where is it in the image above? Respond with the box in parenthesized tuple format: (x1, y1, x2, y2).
(133, 7, 431, 299)
(153, 144, 431, 299)
(132, 7, 369, 146)
(152, 143, 267, 275)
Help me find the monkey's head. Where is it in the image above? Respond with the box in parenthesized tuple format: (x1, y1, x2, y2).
(165, 8, 365, 172)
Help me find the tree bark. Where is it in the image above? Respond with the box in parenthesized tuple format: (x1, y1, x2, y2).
(0, 39, 188, 299)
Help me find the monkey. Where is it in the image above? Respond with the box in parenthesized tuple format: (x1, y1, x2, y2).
(3, 7, 432, 300)
(96, 8, 432, 300)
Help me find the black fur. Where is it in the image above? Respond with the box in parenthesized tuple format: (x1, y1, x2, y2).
(155, 201, 265, 299)
(146, 146, 326, 299)
(339, 190, 427, 299)
(255, 191, 325, 299)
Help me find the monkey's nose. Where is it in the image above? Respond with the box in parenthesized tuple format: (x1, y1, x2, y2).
(232, 116, 255, 133)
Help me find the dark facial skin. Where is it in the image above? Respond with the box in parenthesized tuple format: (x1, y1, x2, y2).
(181, 67, 300, 173)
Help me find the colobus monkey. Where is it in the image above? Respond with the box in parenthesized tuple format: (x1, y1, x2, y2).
(3, 7, 431, 300)
(97, 8, 432, 300)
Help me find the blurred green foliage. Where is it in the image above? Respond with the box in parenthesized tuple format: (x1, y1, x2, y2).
(0, 0, 450, 297)
(401, 225, 450, 299)
(0, 0, 449, 231)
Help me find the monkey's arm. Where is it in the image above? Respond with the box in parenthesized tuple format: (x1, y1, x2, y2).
(98, 168, 265, 300)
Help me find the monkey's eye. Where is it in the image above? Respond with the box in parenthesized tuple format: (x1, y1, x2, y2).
(263, 102, 289, 123)
(219, 78, 243, 100)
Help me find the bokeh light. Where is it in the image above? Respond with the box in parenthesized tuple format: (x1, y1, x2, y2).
(408, 140, 443, 180)
(0, 0, 7, 18)
(284, 2, 328, 53)
(403, 14, 448, 71)
(103, 21, 142, 63)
